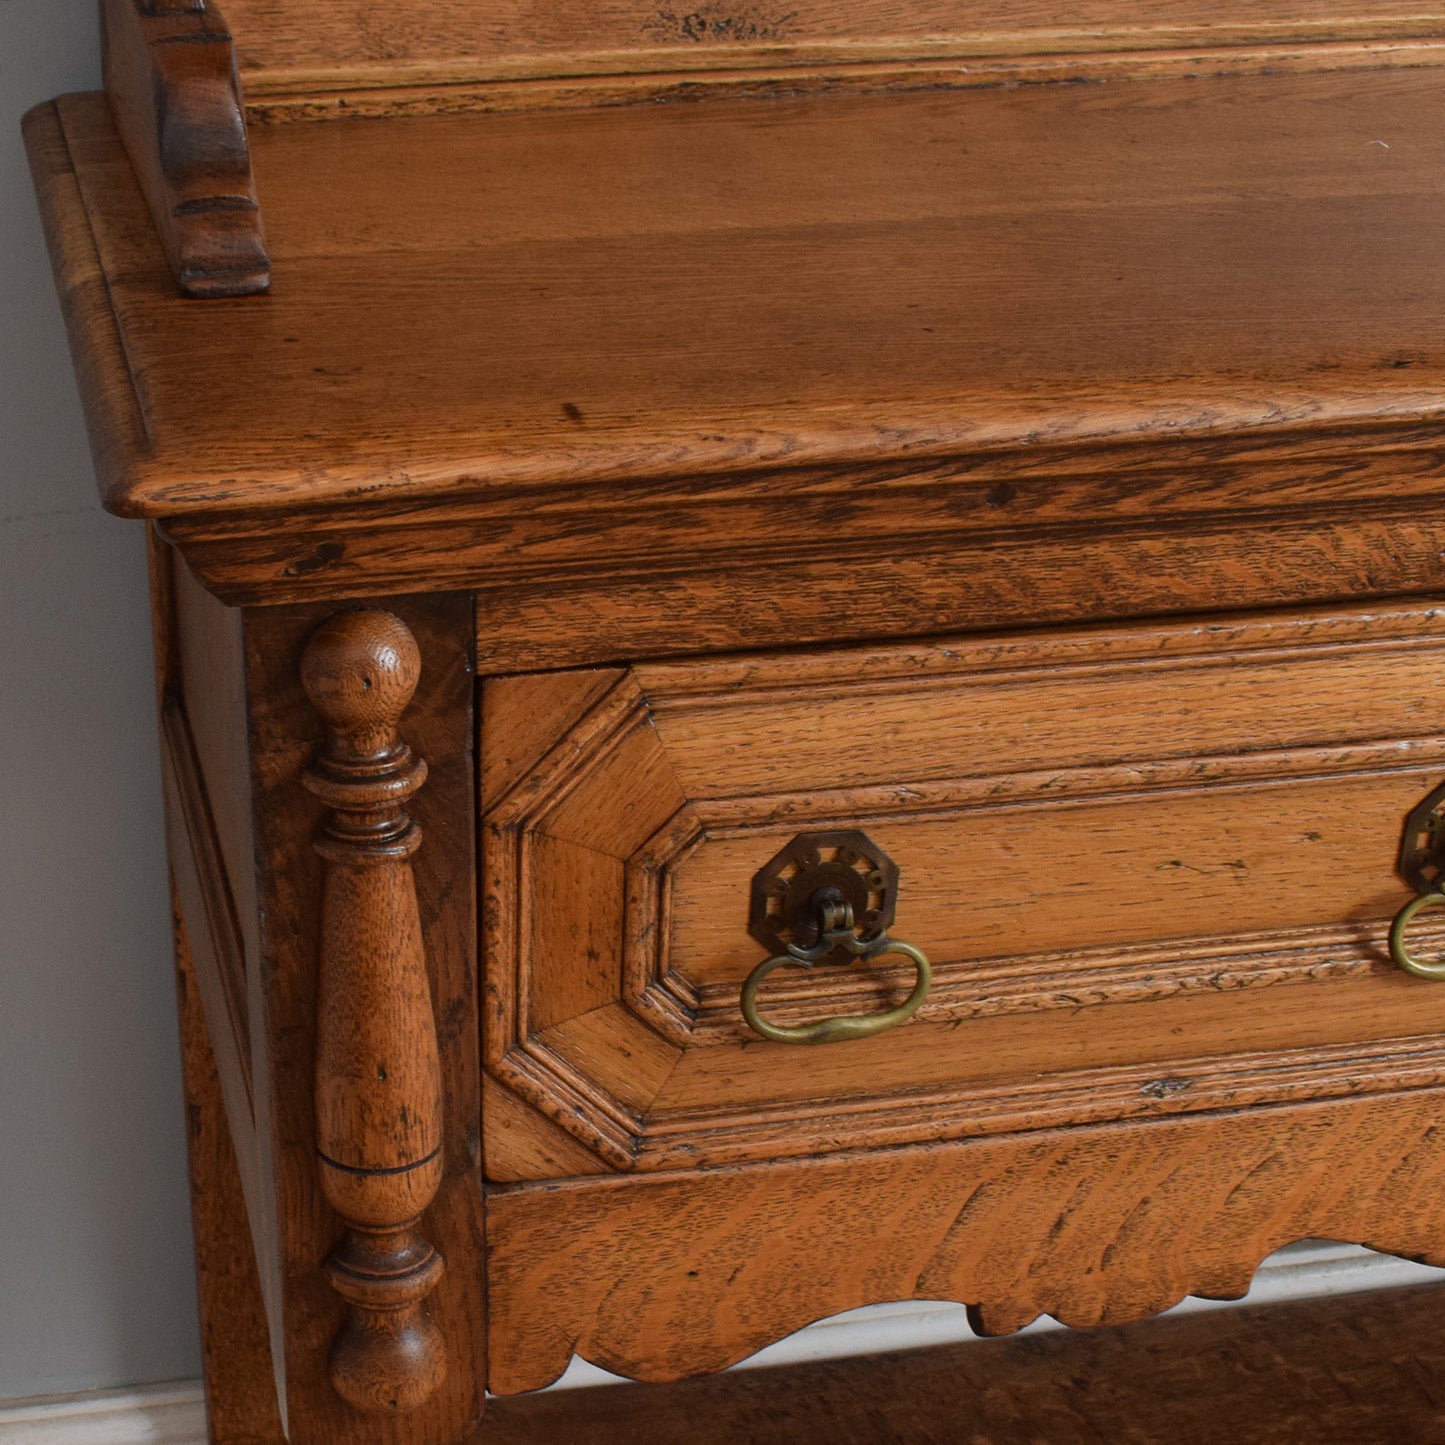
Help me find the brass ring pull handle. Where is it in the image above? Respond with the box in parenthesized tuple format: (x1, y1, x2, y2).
(1389, 782, 1445, 981)
(1389, 887, 1445, 980)
(741, 939, 932, 1044)
(741, 829, 932, 1045)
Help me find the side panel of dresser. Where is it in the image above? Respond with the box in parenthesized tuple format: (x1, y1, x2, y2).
(151, 537, 287, 1443)
(157, 557, 486, 1443)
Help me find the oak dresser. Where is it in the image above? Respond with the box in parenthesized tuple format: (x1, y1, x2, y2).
(26, 1, 1445, 1438)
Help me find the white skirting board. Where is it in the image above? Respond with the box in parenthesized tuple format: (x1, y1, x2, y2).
(0, 1383, 207, 1445)
(3, 1241, 1440, 1442)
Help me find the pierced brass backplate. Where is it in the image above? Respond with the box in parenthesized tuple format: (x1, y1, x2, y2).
(1399, 780, 1445, 896)
(747, 830, 899, 967)
(742, 829, 930, 1044)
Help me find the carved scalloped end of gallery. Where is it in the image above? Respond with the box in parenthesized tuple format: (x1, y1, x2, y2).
(102, 0, 271, 297)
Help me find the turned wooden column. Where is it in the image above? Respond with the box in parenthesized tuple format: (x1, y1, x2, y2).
(300, 610, 446, 1414)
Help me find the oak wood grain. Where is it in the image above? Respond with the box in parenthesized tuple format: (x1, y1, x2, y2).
(302, 612, 448, 1414)
(22, 101, 150, 507)
(172, 560, 257, 1067)
(164, 443, 1445, 605)
(479, 1078, 613, 1185)
(482, 599, 1445, 1176)
(172, 905, 287, 1444)
(478, 1281, 1445, 1445)
(208, 0, 1445, 104)
(163, 700, 254, 1099)
(485, 1090, 1445, 1391)
(156, 535, 290, 1404)
(480, 668, 624, 805)
(167, 501, 1445, 665)
(38, 69, 1445, 522)
(243, 597, 484, 1445)
(100, 0, 269, 295)
(238, 43, 1445, 129)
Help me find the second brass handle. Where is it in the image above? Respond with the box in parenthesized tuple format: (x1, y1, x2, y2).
(740, 940, 932, 1045)
(1389, 887, 1445, 980)
(1388, 780, 1445, 980)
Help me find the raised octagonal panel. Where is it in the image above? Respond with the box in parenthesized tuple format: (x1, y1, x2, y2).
(479, 605, 1445, 1181)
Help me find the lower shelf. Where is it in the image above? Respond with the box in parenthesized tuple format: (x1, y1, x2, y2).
(5, 1263, 1440, 1443)
(483, 1280, 1445, 1444)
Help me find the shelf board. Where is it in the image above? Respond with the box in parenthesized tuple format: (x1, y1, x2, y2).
(481, 1281, 1445, 1444)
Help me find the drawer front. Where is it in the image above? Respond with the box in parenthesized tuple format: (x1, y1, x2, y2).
(480, 601, 1445, 1180)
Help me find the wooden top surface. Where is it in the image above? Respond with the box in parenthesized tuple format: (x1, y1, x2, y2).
(32, 65, 1445, 519)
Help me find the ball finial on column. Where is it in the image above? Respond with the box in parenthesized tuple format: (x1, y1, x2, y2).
(301, 610, 422, 760)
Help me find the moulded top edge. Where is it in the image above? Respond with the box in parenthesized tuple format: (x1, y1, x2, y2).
(29, 71, 1445, 521)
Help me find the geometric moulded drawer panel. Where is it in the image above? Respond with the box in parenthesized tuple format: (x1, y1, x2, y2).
(480, 600, 1445, 1180)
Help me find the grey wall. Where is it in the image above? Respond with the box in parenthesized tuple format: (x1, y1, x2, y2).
(0, 0, 202, 1401)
